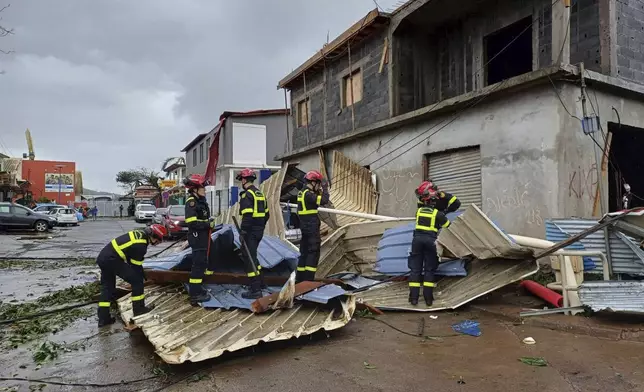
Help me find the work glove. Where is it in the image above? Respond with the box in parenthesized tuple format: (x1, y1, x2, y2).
(209, 217, 216, 229)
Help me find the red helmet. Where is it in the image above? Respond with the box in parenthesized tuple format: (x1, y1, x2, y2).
(183, 174, 209, 189)
(304, 170, 323, 182)
(236, 168, 256, 181)
(147, 224, 168, 240)
(415, 181, 433, 198)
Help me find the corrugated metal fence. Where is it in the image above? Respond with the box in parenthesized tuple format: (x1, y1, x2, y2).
(546, 218, 644, 276)
(89, 200, 131, 217)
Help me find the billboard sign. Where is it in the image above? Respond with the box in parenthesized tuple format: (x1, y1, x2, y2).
(45, 173, 74, 193)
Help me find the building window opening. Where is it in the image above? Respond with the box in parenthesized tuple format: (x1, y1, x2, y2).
(343, 68, 363, 107)
(485, 16, 533, 86)
(297, 98, 310, 127)
(608, 123, 644, 212)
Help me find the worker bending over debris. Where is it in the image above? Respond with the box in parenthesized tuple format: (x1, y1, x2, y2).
(416, 180, 461, 214)
(184, 174, 215, 305)
(96, 224, 168, 327)
(237, 168, 270, 299)
(296, 170, 329, 283)
(409, 182, 451, 306)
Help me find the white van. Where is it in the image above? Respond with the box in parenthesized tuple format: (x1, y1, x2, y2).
(135, 204, 156, 223)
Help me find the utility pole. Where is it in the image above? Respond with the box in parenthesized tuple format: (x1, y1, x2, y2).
(55, 164, 65, 204)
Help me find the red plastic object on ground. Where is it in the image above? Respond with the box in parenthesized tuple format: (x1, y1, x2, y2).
(520, 280, 563, 308)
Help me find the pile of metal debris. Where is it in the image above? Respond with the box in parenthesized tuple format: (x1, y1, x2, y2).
(117, 156, 644, 364)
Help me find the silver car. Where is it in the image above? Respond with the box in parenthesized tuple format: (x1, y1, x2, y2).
(153, 208, 168, 224)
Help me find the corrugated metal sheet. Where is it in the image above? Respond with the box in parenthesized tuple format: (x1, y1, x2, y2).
(214, 163, 289, 240)
(578, 281, 644, 313)
(355, 257, 538, 312)
(118, 284, 356, 364)
(374, 213, 467, 276)
(438, 204, 534, 260)
(546, 218, 644, 275)
(428, 147, 482, 207)
(316, 219, 412, 278)
(318, 150, 379, 232)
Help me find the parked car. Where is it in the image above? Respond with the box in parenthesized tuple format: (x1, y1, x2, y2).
(134, 204, 156, 223)
(49, 207, 79, 227)
(162, 205, 187, 239)
(0, 202, 57, 232)
(153, 208, 167, 224)
(33, 203, 66, 214)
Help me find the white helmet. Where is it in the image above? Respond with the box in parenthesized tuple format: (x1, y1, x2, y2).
(624, 183, 631, 192)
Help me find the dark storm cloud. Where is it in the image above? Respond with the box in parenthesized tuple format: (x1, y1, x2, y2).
(0, 0, 393, 192)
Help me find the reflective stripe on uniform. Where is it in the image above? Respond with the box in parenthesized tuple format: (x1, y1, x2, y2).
(441, 220, 450, 228)
(297, 189, 318, 215)
(447, 195, 457, 207)
(408, 282, 421, 287)
(297, 266, 306, 272)
(131, 294, 145, 302)
(185, 216, 208, 223)
(415, 208, 438, 232)
(248, 271, 259, 277)
(130, 259, 143, 266)
(241, 191, 268, 218)
(423, 282, 436, 287)
(305, 266, 317, 272)
(98, 302, 111, 307)
(111, 231, 148, 261)
(204, 270, 214, 275)
(189, 278, 203, 284)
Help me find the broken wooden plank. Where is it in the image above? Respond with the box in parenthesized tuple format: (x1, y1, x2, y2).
(251, 281, 326, 313)
(378, 37, 389, 73)
(356, 301, 384, 315)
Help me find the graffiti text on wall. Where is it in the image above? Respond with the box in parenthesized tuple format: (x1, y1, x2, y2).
(568, 163, 598, 201)
(485, 181, 543, 226)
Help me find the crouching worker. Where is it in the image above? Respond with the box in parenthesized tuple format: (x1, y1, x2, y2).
(97, 224, 167, 327)
(408, 183, 451, 306)
(296, 170, 329, 283)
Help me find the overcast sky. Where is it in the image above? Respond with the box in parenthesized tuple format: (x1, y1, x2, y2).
(0, 0, 398, 193)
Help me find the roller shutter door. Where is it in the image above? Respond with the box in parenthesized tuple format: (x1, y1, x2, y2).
(427, 147, 482, 208)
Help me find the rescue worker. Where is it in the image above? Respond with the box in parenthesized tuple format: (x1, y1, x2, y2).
(415, 180, 461, 214)
(296, 170, 329, 283)
(237, 168, 270, 299)
(408, 182, 451, 306)
(96, 223, 168, 327)
(183, 174, 214, 305)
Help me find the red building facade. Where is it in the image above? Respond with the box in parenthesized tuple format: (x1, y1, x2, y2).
(22, 160, 77, 205)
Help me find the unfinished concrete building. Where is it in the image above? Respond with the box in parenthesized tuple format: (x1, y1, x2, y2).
(276, 0, 644, 237)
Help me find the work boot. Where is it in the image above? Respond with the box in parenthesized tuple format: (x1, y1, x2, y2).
(295, 270, 305, 284)
(189, 292, 210, 306)
(408, 287, 420, 306)
(132, 301, 155, 317)
(241, 277, 263, 299)
(97, 307, 115, 327)
(423, 287, 434, 307)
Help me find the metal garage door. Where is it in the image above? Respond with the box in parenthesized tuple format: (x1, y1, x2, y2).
(427, 147, 482, 208)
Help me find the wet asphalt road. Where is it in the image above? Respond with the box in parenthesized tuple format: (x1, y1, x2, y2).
(0, 219, 160, 259)
(1, 220, 644, 391)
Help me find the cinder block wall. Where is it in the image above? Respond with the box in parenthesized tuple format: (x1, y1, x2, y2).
(616, 0, 644, 82)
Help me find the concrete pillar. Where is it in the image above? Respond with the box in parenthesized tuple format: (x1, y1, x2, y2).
(599, 0, 617, 76)
(552, 0, 571, 65)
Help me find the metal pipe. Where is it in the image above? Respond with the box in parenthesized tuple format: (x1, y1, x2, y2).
(281, 203, 399, 221)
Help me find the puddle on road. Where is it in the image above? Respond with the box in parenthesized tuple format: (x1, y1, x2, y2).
(0, 266, 98, 303)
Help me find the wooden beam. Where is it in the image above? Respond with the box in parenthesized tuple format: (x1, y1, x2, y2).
(144, 269, 343, 286)
(592, 132, 613, 216)
(379, 37, 389, 74)
(251, 281, 326, 313)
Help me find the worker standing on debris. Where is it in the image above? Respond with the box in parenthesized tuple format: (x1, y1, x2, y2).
(408, 183, 451, 306)
(296, 170, 329, 283)
(96, 224, 168, 327)
(183, 174, 214, 305)
(237, 168, 270, 299)
(416, 180, 461, 214)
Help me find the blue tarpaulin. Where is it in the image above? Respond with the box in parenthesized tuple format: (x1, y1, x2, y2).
(452, 320, 481, 337)
(374, 211, 468, 276)
(144, 224, 299, 274)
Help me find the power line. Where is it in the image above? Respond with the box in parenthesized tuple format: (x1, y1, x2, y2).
(321, 0, 563, 196)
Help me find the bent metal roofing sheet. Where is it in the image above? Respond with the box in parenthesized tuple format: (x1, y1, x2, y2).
(117, 284, 355, 364)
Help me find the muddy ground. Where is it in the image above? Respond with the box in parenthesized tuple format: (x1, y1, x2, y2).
(1, 220, 644, 392)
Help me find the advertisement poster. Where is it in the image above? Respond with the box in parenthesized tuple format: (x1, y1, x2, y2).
(45, 173, 74, 192)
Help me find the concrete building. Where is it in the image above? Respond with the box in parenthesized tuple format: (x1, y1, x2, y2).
(180, 109, 290, 215)
(21, 159, 76, 205)
(276, 0, 644, 237)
